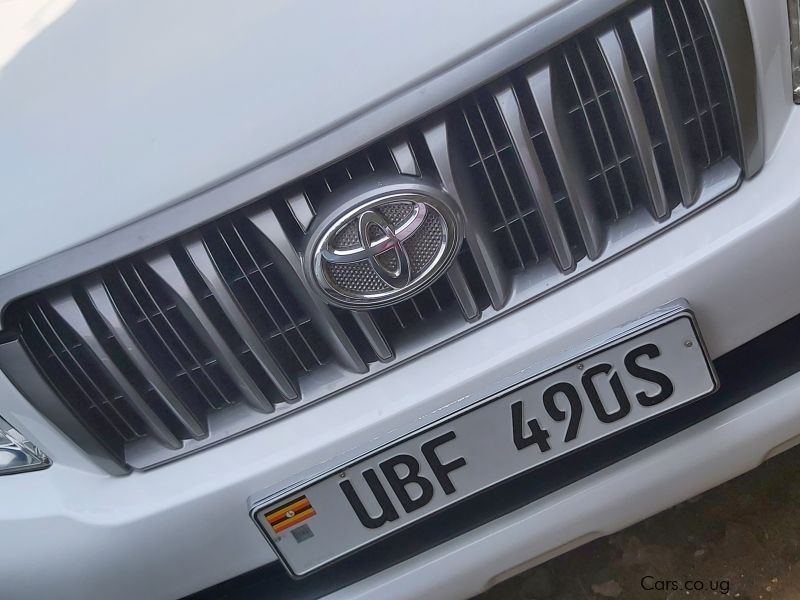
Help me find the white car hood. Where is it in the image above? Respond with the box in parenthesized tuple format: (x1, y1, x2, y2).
(0, 0, 560, 278)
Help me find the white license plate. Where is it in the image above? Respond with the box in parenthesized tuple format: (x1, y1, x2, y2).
(252, 306, 717, 576)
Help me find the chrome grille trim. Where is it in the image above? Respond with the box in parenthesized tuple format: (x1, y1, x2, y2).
(527, 62, 606, 260)
(244, 206, 368, 374)
(493, 83, 576, 272)
(48, 293, 183, 451)
(143, 247, 276, 414)
(0, 0, 757, 471)
(703, 0, 762, 177)
(599, 26, 671, 220)
(182, 232, 299, 401)
(423, 121, 512, 310)
(83, 276, 209, 441)
(628, 5, 698, 206)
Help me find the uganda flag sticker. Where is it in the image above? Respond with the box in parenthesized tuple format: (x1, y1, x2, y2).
(266, 496, 317, 533)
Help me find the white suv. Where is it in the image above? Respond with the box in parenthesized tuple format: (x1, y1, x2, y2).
(1, 0, 799, 598)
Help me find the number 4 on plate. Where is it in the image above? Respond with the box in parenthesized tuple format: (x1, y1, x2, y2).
(510, 401, 551, 452)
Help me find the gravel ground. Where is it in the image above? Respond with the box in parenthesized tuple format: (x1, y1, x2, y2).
(474, 443, 800, 600)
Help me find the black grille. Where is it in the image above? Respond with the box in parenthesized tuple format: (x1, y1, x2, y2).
(2, 0, 747, 470)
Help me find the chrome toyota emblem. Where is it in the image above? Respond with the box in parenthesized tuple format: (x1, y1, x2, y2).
(306, 186, 462, 309)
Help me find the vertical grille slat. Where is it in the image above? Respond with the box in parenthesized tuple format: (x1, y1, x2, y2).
(701, 0, 757, 177)
(245, 206, 368, 374)
(662, 0, 718, 167)
(84, 278, 208, 440)
(628, 6, 698, 206)
(428, 287, 443, 312)
(445, 262, 480, 322)
(351, 312, 394, 362)
(459, 101, 528, 269)
(597, 28, 670, 220)
(493, 84, 576, 272)
(225, 221, 322, 368)
(675, 0, 724, 156)
(423, 121, 511, 310)
(2, 0, 750, 471)
(473, 96, 541, 267)
(24, 303, 142, 445)
(115, 263, 234, 411)
(389, 139, 422, 177)
(560, 47, 624, 221)
(211, 220, 321, 372)
(285, 190, 316, 233)
(108, 265, 230, 410)
(526, 63, 606, 259)
(48, 293, 182, 450)
(144, 248, 276, 413)
(576, 41, 637, 216)
(183, 233, 299, 400)
(389, 306, 406, 329)
(370, 277, 458, 341)
(408, 298, 424, 321)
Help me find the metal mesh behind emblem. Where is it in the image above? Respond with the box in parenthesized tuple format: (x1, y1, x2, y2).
(323, 201, 448, 295)
(327, 261, 388, 293)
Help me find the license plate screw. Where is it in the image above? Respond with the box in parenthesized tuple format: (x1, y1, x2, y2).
(576, 363, 584, 370)
(684, 340, 694, 348)
(339, 471, 346, 478)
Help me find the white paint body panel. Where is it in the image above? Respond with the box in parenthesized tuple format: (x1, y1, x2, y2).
(0, 0, 798, 598)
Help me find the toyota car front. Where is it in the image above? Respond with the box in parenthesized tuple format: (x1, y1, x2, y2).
(1, 0, 799, 598)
